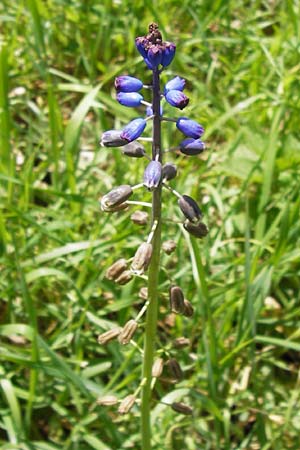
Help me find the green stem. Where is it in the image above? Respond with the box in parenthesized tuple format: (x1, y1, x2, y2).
(141, 68, 162, 450)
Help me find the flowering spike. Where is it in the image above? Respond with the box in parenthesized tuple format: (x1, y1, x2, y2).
(178, 195, 203, 223)
(165, 90, 189, 110)
(179, 138, 205, 156)
(176, 117, 204, 139)
(100, 130, 128, 148)
(117, 92, 143, 107)
(121, 118, 147, 142)
(164, 76, 185, 93)
(115, 76, 143, 92)
(161, 42, 176, 67)
(143, 160, 162, 190)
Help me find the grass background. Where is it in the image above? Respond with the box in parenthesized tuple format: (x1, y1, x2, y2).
(1, 0, 300, 449)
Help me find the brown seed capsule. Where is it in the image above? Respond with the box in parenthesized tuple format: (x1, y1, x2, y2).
(173, 337, 190, 348)
(100, 185, 133, 211)
(162, 163, 177, 181)
(118, 394, 136, 414)
(97, 395, 119, 406)
(178, 195, 202, 223)
(130, 210, 149, 225)
(167, 358, 183, 381)
(122, 141, 146, 158)
(152, 357, 164, 378)
(118, 320, 138, 345)
(106, 258, 128, 281)
(171, 402, 193, 415)
(183, 299, 194, 318)
(169, 285, 185, 314)
(101, 202, 129, 213)
(162, 240, 177, 255)
(139, 287, 148, 300)
(183, 221, 208, 238)
(115, 270, 133, 285)
(131, 242, 153, 274)
(97, 327, 122, 344)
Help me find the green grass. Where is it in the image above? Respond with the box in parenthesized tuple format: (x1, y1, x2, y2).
(1, 0, 300, 449)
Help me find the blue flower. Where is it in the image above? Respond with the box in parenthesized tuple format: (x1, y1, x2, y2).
(146, 104, 163, 117)
(135, 37, 148, 58)
(143, 160, 162, 190)
(179, 138, 205, 155)
(120, 118, 147, 142)
(147, 45, 162, 68)
(115, 76, 143, 92)
(161, 42, 176, 67)
(165, 90, 189, 110)
(117, 92, 143, 107)
(164, 76, 185, 93)
(176, 118, 204, 139)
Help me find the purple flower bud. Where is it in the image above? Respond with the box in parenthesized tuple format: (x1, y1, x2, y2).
(164, 76, 185, 93)
(135, 37, 148, 58)
(100, 130, 128, 147)
(144, 57, 154, 70)
(161, 42, 176, 67)
(162, 163, 177, 181)
(146, 104, 163, 117)
(165, 90, 189, 110)
(115, 76, 143, 92)
(147, 45, 162, 68)
(143, 160, 162, 190)
(176, 118, 204, 139)
(178, 195, 203, 223)
(121, 118, 147, 143)
(179, 138, 205, 155)
(117, 92, 143, 107)
(122, 141, 145, 158)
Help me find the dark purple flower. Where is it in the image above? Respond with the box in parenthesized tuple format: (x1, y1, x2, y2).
(143, 160, 162, 190)
(162, 163, 177, 181)
(115, 76, 143, 92)
(165, 90, 189, 110)
(135, 37, 148, 58)
(100, 130, 128, 147)
(161, 42, 176, 67)
(121, 118, 147, 142)
(164, 76, 185, 93)
(178, 195, 203, 223)
(117, 92, 143, 107)
(176, 118, 204, 139)
(179, 138, 205, 155)
(147, 45, 162, 68)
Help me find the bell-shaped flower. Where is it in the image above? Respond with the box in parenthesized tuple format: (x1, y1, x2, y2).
(121, 118, 147, 143)
(161, 42, 176, 67)
(115, 76, 143, 92)
(117, 92, 143, 107)
(147, 45, 162, 69)
(100, 130, 128, 147)
(176, 117, 204, 139)
(143, 160, 162, 190)
(178, 195, 203, 223)
(164, 76, 185, 94)
(165, 90, 189, 110)
(135, 37, 148, 58)
(162, 163, 177, 181)
(179, 138, 205, 155)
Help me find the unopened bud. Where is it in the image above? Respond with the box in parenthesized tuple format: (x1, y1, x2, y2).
(139, 287, 148, 300)
(183, 299, 194, 318)
(118, 320, 138, 345)
(98, 327, 122, 344)
(130, 210, 149, 225)
(97, 395, 119, 406)
(162, 163, 177, 181)
(122, 141, 146, 158)
(178, 195, 202, 223)
(167, 358, 183, 381)
(173, 337, 190, 348)
(170, 285, 185, 314)
(106, 258, 128, 281)
(162, 240, 177, 255)
(131, 242, 152, 274)
(152, 357, 164, 378)
(100, 185, 133, 211)
(171, 402, 193, 415)
(115, 270, 133, 285)
(183, 221, 208, 238)
(143, 160, 162, 190)
(118, 394, 136, 414)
